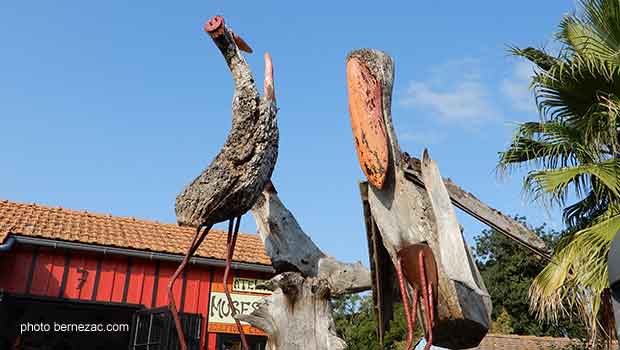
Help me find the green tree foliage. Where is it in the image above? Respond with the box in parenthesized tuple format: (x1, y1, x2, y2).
(332, 293, 379, 350)
(490, 308, 514, 335)
(332, 294, 419, 350)
(498, 0, 620, 342)
(474, 218, 587, 339)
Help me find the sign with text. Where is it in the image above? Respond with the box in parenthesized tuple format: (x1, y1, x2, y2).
(209, 292, 262, 325)
(232, 277, 271, 294)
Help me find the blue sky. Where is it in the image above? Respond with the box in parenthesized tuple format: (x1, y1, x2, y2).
(1, 1, 577, 265)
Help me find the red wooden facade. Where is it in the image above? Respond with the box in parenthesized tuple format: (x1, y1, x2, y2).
(0, 243, 272, 350)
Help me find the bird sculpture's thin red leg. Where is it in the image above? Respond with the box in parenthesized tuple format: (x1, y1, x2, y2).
(169, 224, 213, 350)
(396, 258, 416, 350)
(418, 251, 434, 350)
(426, 282, 435, 350)
(411, 286, 419, 339)
(223, 216, 250, 350)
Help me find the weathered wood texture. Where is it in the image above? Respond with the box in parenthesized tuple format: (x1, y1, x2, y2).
(359, 182, 397, 343)
(237, 273, 346, 350)
(421, 149, 492, 341)
(175, 20, 279, 228)
(348, 49, 490, 349)
(242, 184, 371, 349)
(402, 154, 551, 260)
(250, 184, 370, 295)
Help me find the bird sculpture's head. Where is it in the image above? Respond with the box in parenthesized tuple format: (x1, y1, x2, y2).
(346, 49, 399, 190)
(202, 15, 276, 105)
(204, 15, 253, 53)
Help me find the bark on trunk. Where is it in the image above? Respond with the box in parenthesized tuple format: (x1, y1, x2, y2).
(236, 273, 346, 350)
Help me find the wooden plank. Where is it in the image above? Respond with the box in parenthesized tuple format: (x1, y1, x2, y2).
(77, 252, 99, 300)
(359, 181, 394, 344)
(126, 258, 146, 305)
(30, 248, 55, 296)
(421, 150, 486, 293)
(110, 256, 128, 303)
(183, 266, 202, 313)
(403, 155, 551, 260)
(63, 252, 85, 299)
(0, 247, 34, 294)
(140, 260, 157, 307)
(46, 252, 66, 297)
(155, 262, 182, 307)
(95, 255, 118, 302)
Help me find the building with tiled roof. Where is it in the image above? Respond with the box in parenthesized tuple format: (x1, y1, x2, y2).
(0, 199, 271, 266)
(0, 198, 274, 350)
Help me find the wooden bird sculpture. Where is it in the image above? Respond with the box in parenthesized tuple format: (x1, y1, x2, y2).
(170, 15, 278, 350)
(346, 49, 491, 350)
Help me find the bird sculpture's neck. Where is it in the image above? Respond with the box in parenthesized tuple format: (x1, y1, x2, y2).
(206, 19, 277, 165)
(208, 19, 262, 124)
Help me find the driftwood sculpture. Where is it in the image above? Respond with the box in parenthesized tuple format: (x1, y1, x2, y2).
(171, 15, 278, 350)
(234, 183, 372, 350)
(346, 49, 491, 349)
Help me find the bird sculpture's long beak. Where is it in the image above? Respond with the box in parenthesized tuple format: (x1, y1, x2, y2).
(264, 52, 276, 102)
(233, 33, 253, 53)
(204, 15, 253, 53)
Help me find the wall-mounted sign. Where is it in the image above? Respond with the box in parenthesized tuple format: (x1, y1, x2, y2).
(232, 277, 271, 294)
(209, 292, 263, 325)
(207, 276, 273, 335)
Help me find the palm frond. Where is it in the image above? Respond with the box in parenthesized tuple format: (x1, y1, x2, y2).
(524, 158, 620, 206)
(498, 120, 604, 176)
(529, 208, 620, 325)
(563, 187, 611, 228)
(559, 0, 620, 62)
(510, 46, 559, 71)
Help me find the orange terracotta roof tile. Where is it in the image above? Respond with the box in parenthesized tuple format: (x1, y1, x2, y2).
(0, 199, 271, 266)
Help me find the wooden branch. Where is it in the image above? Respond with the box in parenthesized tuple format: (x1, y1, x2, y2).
(243, 184, 371, 349)
(250, 184, 371, 294)
(402, 154, 551, 260)
(318, 257, 371, 295)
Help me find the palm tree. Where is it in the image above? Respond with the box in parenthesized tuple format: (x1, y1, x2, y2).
(498, 0, 620, 345)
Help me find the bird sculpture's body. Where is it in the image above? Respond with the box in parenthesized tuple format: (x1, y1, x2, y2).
(346, 49, 490, 350)
(170, 15, 278, 350)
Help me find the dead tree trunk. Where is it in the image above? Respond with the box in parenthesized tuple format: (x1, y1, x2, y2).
(237, 273, 346, 350)
(236, 183, 371, 350)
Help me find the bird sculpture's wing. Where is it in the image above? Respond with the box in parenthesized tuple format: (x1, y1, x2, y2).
(420, 149, 488, 296)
